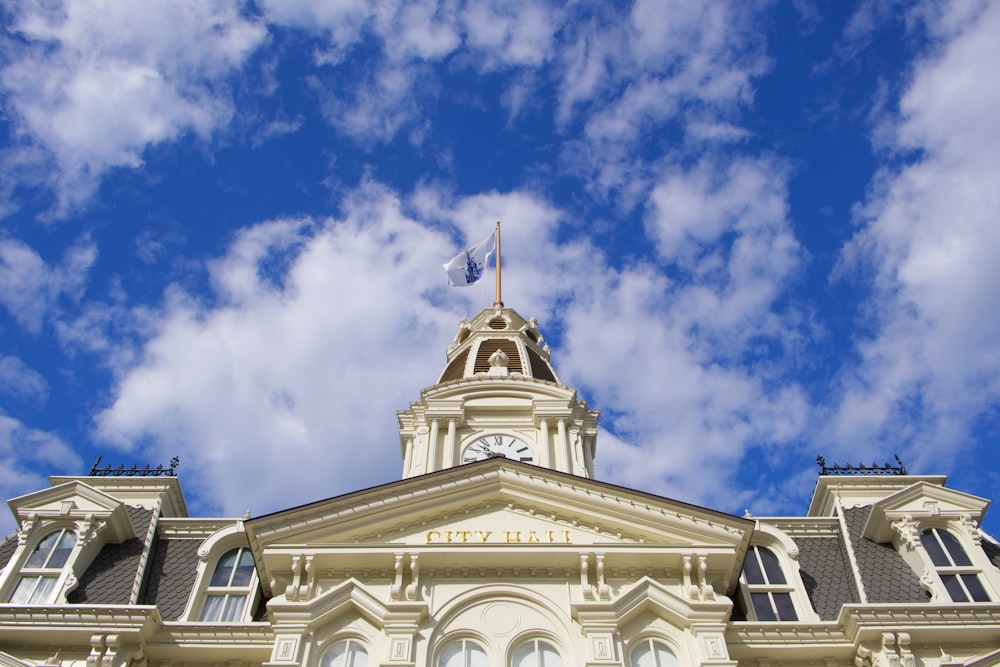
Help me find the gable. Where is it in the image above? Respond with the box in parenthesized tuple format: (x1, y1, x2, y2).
(247, 462, 750, 550)
(864, 482, 990, 542)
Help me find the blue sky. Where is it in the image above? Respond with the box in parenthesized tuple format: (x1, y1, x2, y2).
(2, 0, 999, 536)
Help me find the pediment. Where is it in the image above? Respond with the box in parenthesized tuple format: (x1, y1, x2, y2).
(864, 481, 990, 542)
(248, 461, 750, 551)
(8, 480, 125, 517)
(7, 481, 136, 543)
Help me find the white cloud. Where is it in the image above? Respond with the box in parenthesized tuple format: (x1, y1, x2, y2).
(832, 1, 1000, 468)
(0, 237, 97, 334)
(0, 414, 83, 534)
(93, 174, 809, 519)
(0, 356, 49, 404)
(1, 0, 267, 215)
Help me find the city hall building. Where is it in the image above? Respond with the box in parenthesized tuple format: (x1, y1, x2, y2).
(1, 306, 999, 667)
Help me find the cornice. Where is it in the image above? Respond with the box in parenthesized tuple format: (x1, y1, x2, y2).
(158, 517, 241, 539)
(0, 605, 161, 644)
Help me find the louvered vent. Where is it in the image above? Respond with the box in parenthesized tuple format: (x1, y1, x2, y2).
(527, 348, 556, 382)
(488, 317, 508, 330)
(440, 348, 470, 382)
(473, 340, 522, 374)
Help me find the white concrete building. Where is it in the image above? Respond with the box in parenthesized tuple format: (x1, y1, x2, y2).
(1, 306, 999, 667)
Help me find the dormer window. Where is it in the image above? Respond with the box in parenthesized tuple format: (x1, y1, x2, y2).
(199, 546, 256, 621)
(740, 545, 798, 621)
(9, 528, 77, 604)
(921, 528, 990, 602)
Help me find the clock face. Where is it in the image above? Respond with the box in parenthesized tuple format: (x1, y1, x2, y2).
(463, 435, 534, 464)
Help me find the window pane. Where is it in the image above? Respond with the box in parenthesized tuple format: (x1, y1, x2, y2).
(921, 530, 950, 566)
(322, 640, 369, 667)
(654, 644, 678, 667)
(513, 640, 561, 667)
(231, 549, 255, 587)
(937, 530, 972, 566)
(962, 574, 990, 602)
(30, 575, 57, 603)
(26, 532, 60, 568)
(200, 594, 224, 621)
(941, 574, 969, 602)
(751, 593, 777, 621)
(631, 640, 675, 667)
(48, 531, 77, 569)
(758, 547, 786, 584)
(10, 577, 39, 604)
(743, 550, 765, 585)
(211, 549, 239, 586)
(221, 594, 247, 621)
(773, 592, 798, 621)
(439, 640, 485, 667)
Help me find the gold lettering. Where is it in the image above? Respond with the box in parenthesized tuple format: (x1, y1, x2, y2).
(545, 530, 554, 543)
(527, 531, 540, 543)
(562, 530, 571, 543)
(455, 530, 471, 543)
(504, 531, 521, 543)
(476, 531, 492, 543)
(425, 531, 440, 543)
(444, 531, 453, 543)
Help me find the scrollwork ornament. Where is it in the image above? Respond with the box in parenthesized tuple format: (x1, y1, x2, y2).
(891, 516, 920, 551)
(959, 513, 982, 546)
(17, 516, 37, 545)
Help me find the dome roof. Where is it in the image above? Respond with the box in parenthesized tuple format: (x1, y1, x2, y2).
(437, 307, 560, 385)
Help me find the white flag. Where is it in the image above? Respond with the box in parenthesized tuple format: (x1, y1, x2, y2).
(442, 232, 496, 287)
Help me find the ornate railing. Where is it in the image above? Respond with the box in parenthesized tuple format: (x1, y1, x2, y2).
(89, 456, 180, 477)
(816, 454, 907, 476)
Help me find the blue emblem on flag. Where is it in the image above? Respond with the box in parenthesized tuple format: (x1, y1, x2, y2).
(464, 252, 483, 284)
(443, 231, 496, 287)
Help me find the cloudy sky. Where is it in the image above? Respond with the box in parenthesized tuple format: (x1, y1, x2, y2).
(2, 0, 999, 536)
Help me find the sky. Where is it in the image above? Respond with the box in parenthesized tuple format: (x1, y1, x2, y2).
(1, 0, 999, 537)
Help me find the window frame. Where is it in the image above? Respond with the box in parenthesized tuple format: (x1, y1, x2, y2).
(184, 525, 262, 623)
(510, 637, 562, 667)
(7, 527, 78, 604)
(629, 637, 679, 667)
(197, 546, 258, 622)
(920, 527, 991, 603)
(436, 637, 489, 667)
(739, 545, 799, 621)
(318, 637, 370, 667)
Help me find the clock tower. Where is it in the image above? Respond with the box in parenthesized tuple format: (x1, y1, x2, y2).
(397, 306, 598, 478)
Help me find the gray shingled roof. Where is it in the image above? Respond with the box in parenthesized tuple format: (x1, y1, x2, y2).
(0, 534, 17, 571)
(142, 537, 202, 620)
(797, 536, 861, 620)
(68, 506, 154, 604)
(982, 537, 1000, 571)
(843, 506, 927, 603)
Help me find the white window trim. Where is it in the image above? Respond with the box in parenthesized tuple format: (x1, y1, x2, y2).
(318, 636, 371, 667)
(183, 523, 261, 623)
(627, 636, 680, 667)
(435, 635, 490, 667)
(901, 520, 998, 603)
(738, 523, 819, 622)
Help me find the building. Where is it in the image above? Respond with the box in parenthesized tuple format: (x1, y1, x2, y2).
(1, 305, 999, 667)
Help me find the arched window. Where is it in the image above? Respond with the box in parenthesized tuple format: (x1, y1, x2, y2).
(320, 639, 369, 667)
(438, 638, 487, 667)
(511, 638, 561, 667)
(198, 546, 256, 621)
(921, 528, 990, 602)
(630, 639, 678, 667)
(9, 528, 77, 604)
(741, 545, 798, 621)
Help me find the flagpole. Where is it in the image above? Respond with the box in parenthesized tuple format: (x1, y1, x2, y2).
(493, 221, 503, 308)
